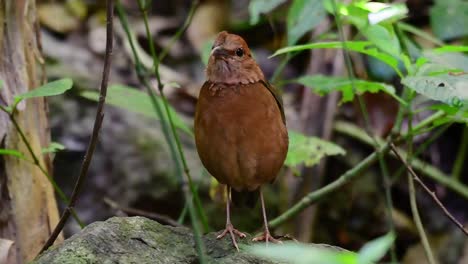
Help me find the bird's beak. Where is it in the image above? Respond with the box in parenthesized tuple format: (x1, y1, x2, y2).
(211, 46, 230, 59)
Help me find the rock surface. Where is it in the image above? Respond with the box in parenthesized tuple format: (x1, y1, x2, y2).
(33, 216, 279, 264)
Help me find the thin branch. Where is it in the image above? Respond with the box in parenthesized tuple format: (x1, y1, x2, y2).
(269, 111, 449, 229)
(334, 121, 468, 199)
(38, 0, 114, 254)
(390, 144, 468, 236)
(269, 142, 390, 229)
(103, 198, 183, 227)
(452, 126, 468, 180)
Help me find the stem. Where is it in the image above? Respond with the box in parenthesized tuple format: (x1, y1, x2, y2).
(124, 1, 207, 262)
(269, 142, 390, 229)
(39, 0, 114, 254)
(405, 92, 436, 264)
(157, 1, 198, 62)
(452, 126, 468, 180)
(331, 0, 397, 259)
(390, 144, 468, 236)
(0, 108, 84, 227)
(407, 165, 436, 264)
(334, 121, 468, 199)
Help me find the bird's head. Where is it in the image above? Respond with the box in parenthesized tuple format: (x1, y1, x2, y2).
(206, 31, 264, 84)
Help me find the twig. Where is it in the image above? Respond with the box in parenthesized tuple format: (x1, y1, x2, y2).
(452, 126, 468, 180)
(103, 198, 182, 227)
(390, 144, 468, 236)
(334, 121, 468, 199)
(269, 142, 390, 229)
(38, 0, 114, 254)
(269, 110, 449, 229)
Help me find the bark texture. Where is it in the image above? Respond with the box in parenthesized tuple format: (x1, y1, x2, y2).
(0, 0, 61, 263)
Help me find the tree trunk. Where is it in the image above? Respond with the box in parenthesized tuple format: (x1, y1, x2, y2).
(0, 0, 61, 263)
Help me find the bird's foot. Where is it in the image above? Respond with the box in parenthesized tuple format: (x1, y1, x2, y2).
(217, 224, 247, 251)
(252, 231, 282, 245)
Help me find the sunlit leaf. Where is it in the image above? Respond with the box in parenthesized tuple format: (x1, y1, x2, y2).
(401, 75, 468, 107)
(358, 232, 395, 264)
(287, 0, 326, 45)
(249, 0, 286, 25)
(367, 3, 408, 25)
(80, 84, 193, 136)
(247, 242, 357, 264)
(42, 142, 66, 154)
(271, 41, 402, 76)
(295, 75, 405, 104)
(15, 78, 73, 101)
(286, 131, 345, 173)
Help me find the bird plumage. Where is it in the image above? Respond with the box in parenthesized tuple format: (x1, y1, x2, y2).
(194, 31, 288, 249)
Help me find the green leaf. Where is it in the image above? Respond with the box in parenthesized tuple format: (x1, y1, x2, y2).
(430, 104, 468, 124)
(295, 75, 405, 104)
(42, 142, 66, 154)
(271, 41, 402, 76)
(247, 242, 357, 264)
(0, 149, 26, 159)
(0, 80, 3, 90)
(401, 75, 468, 107)
(423, 51, 468, 72)
(357, 232, 395, 264)
(80, 84, 193, 136)
(249, 0, 286, 25)
(430, 0, 468, 40)
(285, 131, 345, 173)
(361, 24, 401, 58)
(287, 0, 326, 45)
(15, 78, 73, 101)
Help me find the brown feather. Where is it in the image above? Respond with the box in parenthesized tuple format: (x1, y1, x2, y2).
(194, 81, 288, 192)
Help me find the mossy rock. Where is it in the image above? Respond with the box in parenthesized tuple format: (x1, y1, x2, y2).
(33, 216, 280, 264)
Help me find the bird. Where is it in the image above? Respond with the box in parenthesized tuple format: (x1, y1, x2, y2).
(194, 31, 288, 251)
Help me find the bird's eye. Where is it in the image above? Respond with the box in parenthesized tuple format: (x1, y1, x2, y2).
(235, 48, 244, 57)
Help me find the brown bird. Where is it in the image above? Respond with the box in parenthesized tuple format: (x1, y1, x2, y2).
(194, 31, 288, 250)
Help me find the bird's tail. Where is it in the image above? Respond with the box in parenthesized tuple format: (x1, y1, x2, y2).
(231, 189, 258, 208)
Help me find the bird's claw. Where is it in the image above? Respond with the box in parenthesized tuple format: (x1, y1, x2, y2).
(217, 224, 246, 251)
(252, 231, 282, 245)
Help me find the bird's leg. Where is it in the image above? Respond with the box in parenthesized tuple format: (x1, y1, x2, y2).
(252, 188, 281, 245)
(217, 186, 246, 251)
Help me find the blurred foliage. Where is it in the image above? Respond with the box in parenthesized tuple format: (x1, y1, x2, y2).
(286, 131, 345, 174)
(2, 0, 466, 262)
(248, 232, 395, 264)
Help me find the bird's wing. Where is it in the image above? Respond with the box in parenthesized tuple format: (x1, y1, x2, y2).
(260, 80, 286, 125)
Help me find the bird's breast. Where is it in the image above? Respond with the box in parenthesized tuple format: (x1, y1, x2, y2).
(194, 82, 288, 191)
